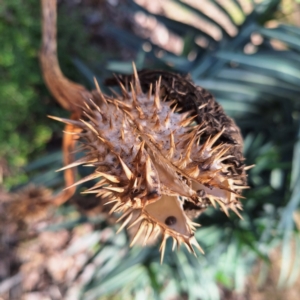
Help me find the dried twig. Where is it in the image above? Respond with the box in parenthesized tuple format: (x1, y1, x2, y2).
(40, 0, 92, 205)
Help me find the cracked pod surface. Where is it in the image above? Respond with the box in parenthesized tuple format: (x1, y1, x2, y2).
(51, 67, 249, 261)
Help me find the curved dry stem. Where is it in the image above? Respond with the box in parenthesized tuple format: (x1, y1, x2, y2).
(40, 0, 93, 204)
(52, 114, 81, 206)
(40, 0, 91, 113)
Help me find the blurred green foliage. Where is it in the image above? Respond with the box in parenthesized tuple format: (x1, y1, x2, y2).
(0, 0, 98, 187)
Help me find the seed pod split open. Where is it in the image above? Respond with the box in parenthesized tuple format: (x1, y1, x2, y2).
(51, 67, 249, 261)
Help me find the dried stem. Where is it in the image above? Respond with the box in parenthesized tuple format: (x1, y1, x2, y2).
(52, 115, 79, 206)
(40, 0, 92, 204)
(40, 0, 91, 114)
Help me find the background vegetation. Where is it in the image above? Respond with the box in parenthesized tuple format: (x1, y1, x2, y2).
(1, 0, 300, 299)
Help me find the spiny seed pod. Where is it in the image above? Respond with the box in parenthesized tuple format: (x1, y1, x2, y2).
(51, 65, 250, 262)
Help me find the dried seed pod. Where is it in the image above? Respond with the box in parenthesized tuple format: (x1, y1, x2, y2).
(51, 66, 249, 261)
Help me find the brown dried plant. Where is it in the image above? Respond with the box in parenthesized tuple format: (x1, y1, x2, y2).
(40, 0, 250, 261)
